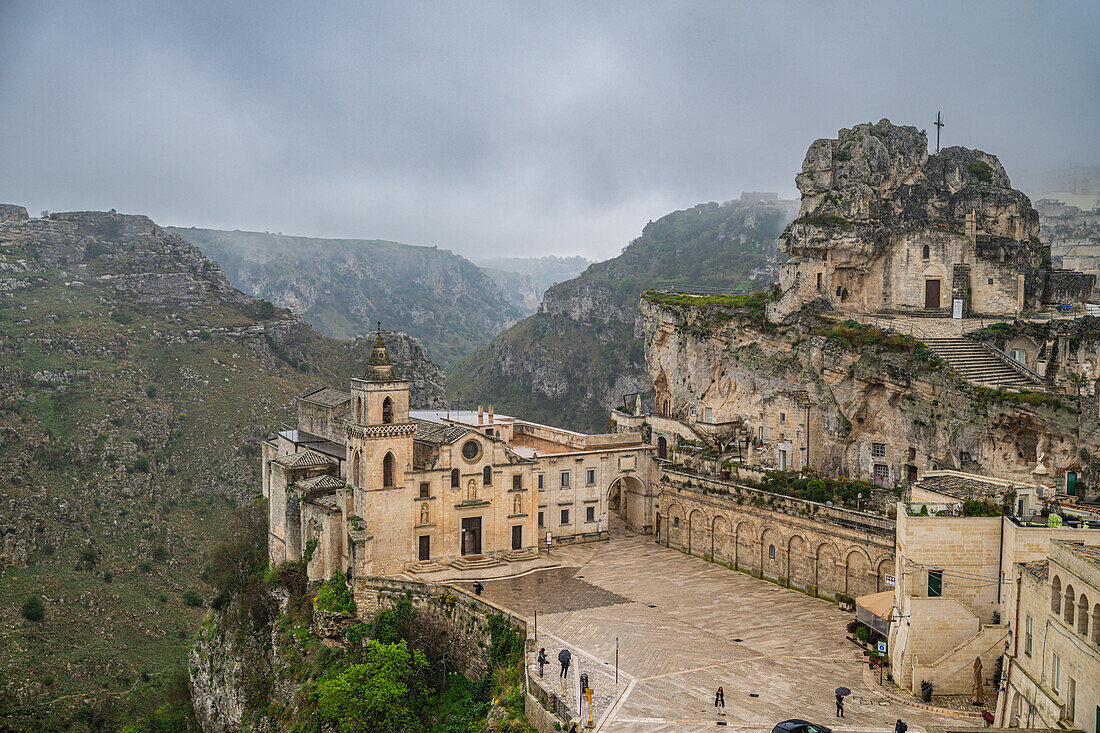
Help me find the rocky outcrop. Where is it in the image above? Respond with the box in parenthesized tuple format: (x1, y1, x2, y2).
(0, 204, 28, 222)
(770, 120, 1089, 320)
(447, 197, 796, 431)
(644, 296, 1099, 489)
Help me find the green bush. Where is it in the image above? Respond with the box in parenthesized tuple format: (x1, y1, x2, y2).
(102, 570, 113, 583)
(967, 160, 993, 183)
(315, 570, 356, 615)
(197, 330, 212, 340)
(145, 384, 158, 399)
(110, 311, 133, 325)
(132, 456, 150, 473)
(257, 300, 276, 319)
(182, 589, 203, 607)
(855, 625, 869, 641)
(21, 595, 45, 622)
(157, 593, 168, 604)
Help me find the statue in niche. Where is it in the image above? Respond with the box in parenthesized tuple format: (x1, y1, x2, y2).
(419, 502, 430, 525)
(513, 493, 521, 515)
(466, 478, 477, 502)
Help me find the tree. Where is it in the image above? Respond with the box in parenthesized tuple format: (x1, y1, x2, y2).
(22, 595, 45, 622)
(698, 420, 743, 456)
(317, 640, 426, 733)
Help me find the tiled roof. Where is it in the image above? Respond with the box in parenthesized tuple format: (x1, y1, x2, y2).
(296, 474, 345, 491)
(413, 418, 467, 445)
(298, 386, 351, 407)
(274, 449, 334, 468)
(1063, 543, 1100, 570)
(1023, 559, 1049, 580)
(913, 473, 1007, 500)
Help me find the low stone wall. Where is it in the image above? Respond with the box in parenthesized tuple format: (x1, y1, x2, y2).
(659, 481, 895, 601)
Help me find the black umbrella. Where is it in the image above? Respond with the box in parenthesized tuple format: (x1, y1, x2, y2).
(558, 649, 571, 664)
(835, 687, 851, 696)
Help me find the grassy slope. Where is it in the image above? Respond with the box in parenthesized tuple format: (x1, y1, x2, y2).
(447, 200, 793, 432)
(0, 218, 429, 729)
(169, 227, 523, 366)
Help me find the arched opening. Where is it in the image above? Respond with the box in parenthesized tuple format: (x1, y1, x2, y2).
(352, 452, 361, 488)
(1064, 584, 1075, 626)
(450, 468, 460, 488)
(483, 465, 492, 486)
(1093, 603, 1100, 645)
(606, 475, 644, 529)
(356, 396, 362, 424)
(921, 244, 930, 260)
(662, 399, 670, 417)
(1051, 575, 1062, 614)
(382, 396, 394, 424)
(382, 452, 395, 488)
(1077, 593, 1089, 636)
(657, 436, 668, 460)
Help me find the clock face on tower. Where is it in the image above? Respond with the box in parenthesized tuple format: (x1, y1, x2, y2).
(461, 440, 480, 461)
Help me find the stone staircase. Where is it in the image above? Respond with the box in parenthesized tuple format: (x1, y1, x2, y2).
(923, 337, 1045, 390)
(448, 554, 504, 572)
(503, 547, 539, 563)
(405, 559, 448, 575)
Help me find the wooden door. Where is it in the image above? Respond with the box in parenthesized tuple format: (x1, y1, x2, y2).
(924, 279, 940, 309)
(418, 535, 430, 561)
(461, 517, 482, 555)
(511, 525, 523, 550)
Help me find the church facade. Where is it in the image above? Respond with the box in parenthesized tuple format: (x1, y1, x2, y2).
(263, 333, 654, 583)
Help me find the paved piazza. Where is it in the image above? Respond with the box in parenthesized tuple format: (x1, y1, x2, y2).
(481, 528, 979, 733)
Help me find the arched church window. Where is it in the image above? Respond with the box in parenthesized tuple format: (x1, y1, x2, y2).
(769, 544, 776, 560)
(922, 245, 930, 260)
(657, 436, 668, 460)
(451, 468, 460, 488)
(382, 396, 393, 424)
(483, 465, 492, 486)
(383, 452, 396, 488)
(352, 452, 361, 488)
(356, 397, 362, 423)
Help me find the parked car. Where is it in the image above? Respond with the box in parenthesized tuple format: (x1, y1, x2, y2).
(771, 719, 832, 733)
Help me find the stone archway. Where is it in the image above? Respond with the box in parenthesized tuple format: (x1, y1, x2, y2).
(607, 474, 646, 531)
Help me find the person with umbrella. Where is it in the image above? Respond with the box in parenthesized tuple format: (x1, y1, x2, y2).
(835, 687, 850, 718)
(558, 648, 572, 679)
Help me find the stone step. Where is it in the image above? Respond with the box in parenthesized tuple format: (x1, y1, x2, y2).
(922, 337, 1046, 391)
(449, 555, 504, 571)
(504, 547, 539, 563)
(406, 560, 448, 574)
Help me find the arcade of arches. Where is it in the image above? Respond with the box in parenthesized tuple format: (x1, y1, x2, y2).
(660, 487, 894, 600)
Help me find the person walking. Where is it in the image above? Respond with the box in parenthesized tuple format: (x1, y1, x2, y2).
(537, 648, 548, 678)
(714, 687, 725, 716)
(835, 692, 845, 718)
(894, 719, 907, 733)
(472, 581, 483, 596)
(558, 648, 572, 679)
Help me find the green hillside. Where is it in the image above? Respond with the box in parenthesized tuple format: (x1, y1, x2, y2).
(0, 209, 442, 730)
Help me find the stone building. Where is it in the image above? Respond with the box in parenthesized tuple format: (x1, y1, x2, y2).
(997, 541, 1100, 733)
(889, 472, 1100, 696)
(263, 333, 654, 581)
(768, 120, 1093, 322)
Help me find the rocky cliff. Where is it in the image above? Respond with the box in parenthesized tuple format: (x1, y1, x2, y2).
(169, 227, 525, 366)
(643, 294, 1099, 489)
(0, 208, 443, 728)
(476, 255, 591, 313)
(447, 197, 796, 431)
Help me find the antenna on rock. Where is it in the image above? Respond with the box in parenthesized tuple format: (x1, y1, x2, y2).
(934, 111, 945, 153)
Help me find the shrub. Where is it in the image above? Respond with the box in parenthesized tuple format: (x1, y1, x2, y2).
(152, 545, 169, 563)
(145, 385, 158, 399)
(80, 547, 98, 569)
(257, 300, 276, 320)
(102, 571, 113, 583)
(197, 330, 212, 340)
(22, 595, 45, 622)
(967, 160, 993, 183)
(315, 570, 356, 615)
(132, 456, 150, 473)
(157, 593, 168, 604)
(855, 625, 869, 641)
(140, 561, 153, 573)
(182, 590, 203, 608)
(110, 311, 133, 325)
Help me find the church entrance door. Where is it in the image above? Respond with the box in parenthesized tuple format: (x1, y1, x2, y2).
(418, 535, 430, 561)
(512, 525, 523, 550)
(924, 279, 940, 309)
(461, 517, 482, 556)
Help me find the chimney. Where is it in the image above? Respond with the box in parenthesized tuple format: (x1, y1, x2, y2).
(488, 405, 494, 423)
(478, 405, 484, 424)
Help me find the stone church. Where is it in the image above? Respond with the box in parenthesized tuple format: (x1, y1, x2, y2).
(263, 332, 654, 582)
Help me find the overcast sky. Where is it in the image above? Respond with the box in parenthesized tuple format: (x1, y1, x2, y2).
(1, 2, 1097, 260)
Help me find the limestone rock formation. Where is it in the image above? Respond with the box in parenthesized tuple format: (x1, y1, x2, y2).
(771, 119, 1092, 320)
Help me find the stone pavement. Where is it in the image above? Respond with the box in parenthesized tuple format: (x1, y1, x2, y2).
(481, 529, 981, 733)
